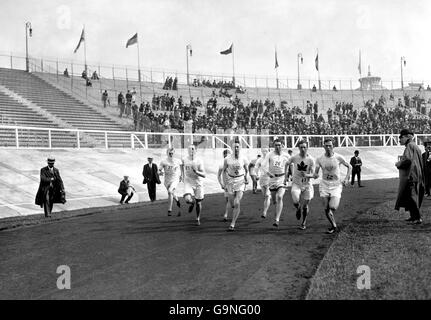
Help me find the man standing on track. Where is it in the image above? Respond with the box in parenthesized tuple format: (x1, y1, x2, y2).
(182, 145, 206, 226)
(313, 138, 351, 234)
(218, 148, 232, 221)
(256, 148, 271, 218)
(285, 140, 315, 230)
(159, 147, 182, 216)
(143, 157, 161, 202)
(265, 139, 291, 228)
(222, 141, 249, 231)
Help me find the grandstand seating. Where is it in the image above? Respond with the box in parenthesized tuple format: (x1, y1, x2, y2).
(0, 68, 137, 147)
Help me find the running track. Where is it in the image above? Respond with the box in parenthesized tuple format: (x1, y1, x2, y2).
(0, 178, 397, 299)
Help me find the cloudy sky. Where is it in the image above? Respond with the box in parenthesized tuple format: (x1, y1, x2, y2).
(0, 0, 430, 84)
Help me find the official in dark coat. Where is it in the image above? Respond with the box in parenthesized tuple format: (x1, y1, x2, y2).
(422, 141, 431, 196)
(350, 150, 363, 187)
(35, 157, 66, 217)
(395, 129, 425, 224)
(143, 157, 161, 202)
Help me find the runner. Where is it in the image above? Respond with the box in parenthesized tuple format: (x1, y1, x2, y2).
(223, 141, 249, 231)
(313, 138, 351, 234)
(255, 148, 271, 218)
(265, 139, 291, 228)
(285, 140, 315, 230)
(181, 145, 206, 226)
(159, 147, 182, 216)
(249, 154, 261, 193)
(217, 148, 232, 221)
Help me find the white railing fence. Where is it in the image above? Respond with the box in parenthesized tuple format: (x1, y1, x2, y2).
(2, 124, 431, 150)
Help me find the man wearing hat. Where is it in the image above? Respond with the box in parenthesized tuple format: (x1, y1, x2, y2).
(142, 156, 161, 202)
(35, 156, 66, 217)
(395, 129, 425, 224)
(422, 141, 431, 197)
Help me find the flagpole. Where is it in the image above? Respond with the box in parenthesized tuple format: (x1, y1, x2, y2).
(137, 33, 142, 101)
(186, 45, 190, 86)
(315, 48, 320, 91)
(83, 25, 87, 76)
(275, 46, 279, 89)
(232, 44, 235, 86)
(359, 50, 362, 90)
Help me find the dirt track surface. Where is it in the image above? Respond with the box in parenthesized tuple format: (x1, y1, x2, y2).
(0, 179, 397, 299)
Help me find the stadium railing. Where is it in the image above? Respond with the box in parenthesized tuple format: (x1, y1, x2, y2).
(2, 124, 431, 150)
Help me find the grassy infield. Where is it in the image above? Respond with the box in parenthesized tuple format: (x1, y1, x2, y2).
(306, 201, 431, 299)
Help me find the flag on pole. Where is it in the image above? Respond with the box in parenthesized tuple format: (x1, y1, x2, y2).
(126, 33, 138, 48)
(315, 53, 319, 71)
(187, 44, 192, 56)
(220, 44, 233, 55)
(73, 28, 85, 53)
(275, 49, 279, 69)
(358, 50, 362, 74)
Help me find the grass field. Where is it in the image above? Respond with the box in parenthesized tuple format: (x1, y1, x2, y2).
(306, 199, 431, 299)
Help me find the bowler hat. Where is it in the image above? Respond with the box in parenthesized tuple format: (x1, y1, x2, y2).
(47, 156, 55, 163)
(399, 129, 414, 137)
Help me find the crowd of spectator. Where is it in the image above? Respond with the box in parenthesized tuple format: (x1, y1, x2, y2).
(110, 88, 431, 137)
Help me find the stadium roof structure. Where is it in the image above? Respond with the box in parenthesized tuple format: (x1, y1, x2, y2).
(357, 66, 386, 91)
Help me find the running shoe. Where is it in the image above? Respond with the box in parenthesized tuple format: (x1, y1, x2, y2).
(168, 210, 172, 216)
(273, 221, 279, 228)
(223, 215, 228, 222)
(413, 219, 423, 225)
(299, 223, 306, 230)
(326, 226, 337, 234)
(196, 219, 200, 226)
(405, 217, 415, 222)
(261, 214, 266, 219)
(227, 225, 235, 231)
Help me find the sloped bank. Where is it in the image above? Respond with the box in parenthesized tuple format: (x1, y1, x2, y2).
(305, 200, 431, 299)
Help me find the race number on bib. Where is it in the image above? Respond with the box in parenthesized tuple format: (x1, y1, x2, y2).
(325, 174, 335, 181)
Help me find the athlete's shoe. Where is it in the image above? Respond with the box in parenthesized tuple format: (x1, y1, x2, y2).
(299, 223, 306, 230)
(296, 207, 302, 220)
(413, 219, 423, 225)
(223, 215, 228, 222)
(188, 202, 195, 213)
(273, 221, 279, 228)
(196, 219, 200, 226)
(168, 210, 172, 216)
(261, 214, 266, 219)
(405, 217, 415, 222)
(177, 211, 181, 217)
(227, 225, 235, 232)
(326, 226, 337, 234)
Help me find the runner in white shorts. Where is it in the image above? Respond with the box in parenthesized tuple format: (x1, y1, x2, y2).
(255, 148, 271, 218)
(265, 139, 290, 228)
(181, 145, 206, 226)
(314, 138, 351, 234)
(159, 147, 182, 216)
(285, 140, 315, 230)
(217, 148, 232, 221)
(222, 141, 249, 231)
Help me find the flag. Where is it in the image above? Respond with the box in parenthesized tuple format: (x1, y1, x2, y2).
(73, 28, 85, 53)
(404, 59, 406, 67)
(315, 53, 319, 71)
(275, 49, 279, 69)
(187, 44, 192, 56)
(220, 44, 233, 55)
(126, 33, 138, 48)
(358, 50, 362, 74)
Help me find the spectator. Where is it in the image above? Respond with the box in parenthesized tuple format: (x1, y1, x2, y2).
(102, 90, 109, 108)
(118, 175, 135, 204)
(118, 92, 125, 117)
(91, 71, 99, 80)
(63, 68, 69, 77)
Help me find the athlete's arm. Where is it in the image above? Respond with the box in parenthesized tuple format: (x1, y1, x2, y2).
(284, 158, 291, 184)
(313, 162, 321, 179)
(193, 160, 206, 178)
(340, 158, 351, 186)
(243, 159, 249, 184)
(180, 160, 185, 182)
(304, 159, 316, 178)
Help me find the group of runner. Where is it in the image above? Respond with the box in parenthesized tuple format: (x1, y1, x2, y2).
(158, 137, 351, 234)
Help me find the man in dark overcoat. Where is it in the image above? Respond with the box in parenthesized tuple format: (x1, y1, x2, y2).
(395, 129, 425, 224)
(35, 157, 66, 217)
(143, 157, 161, 202)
